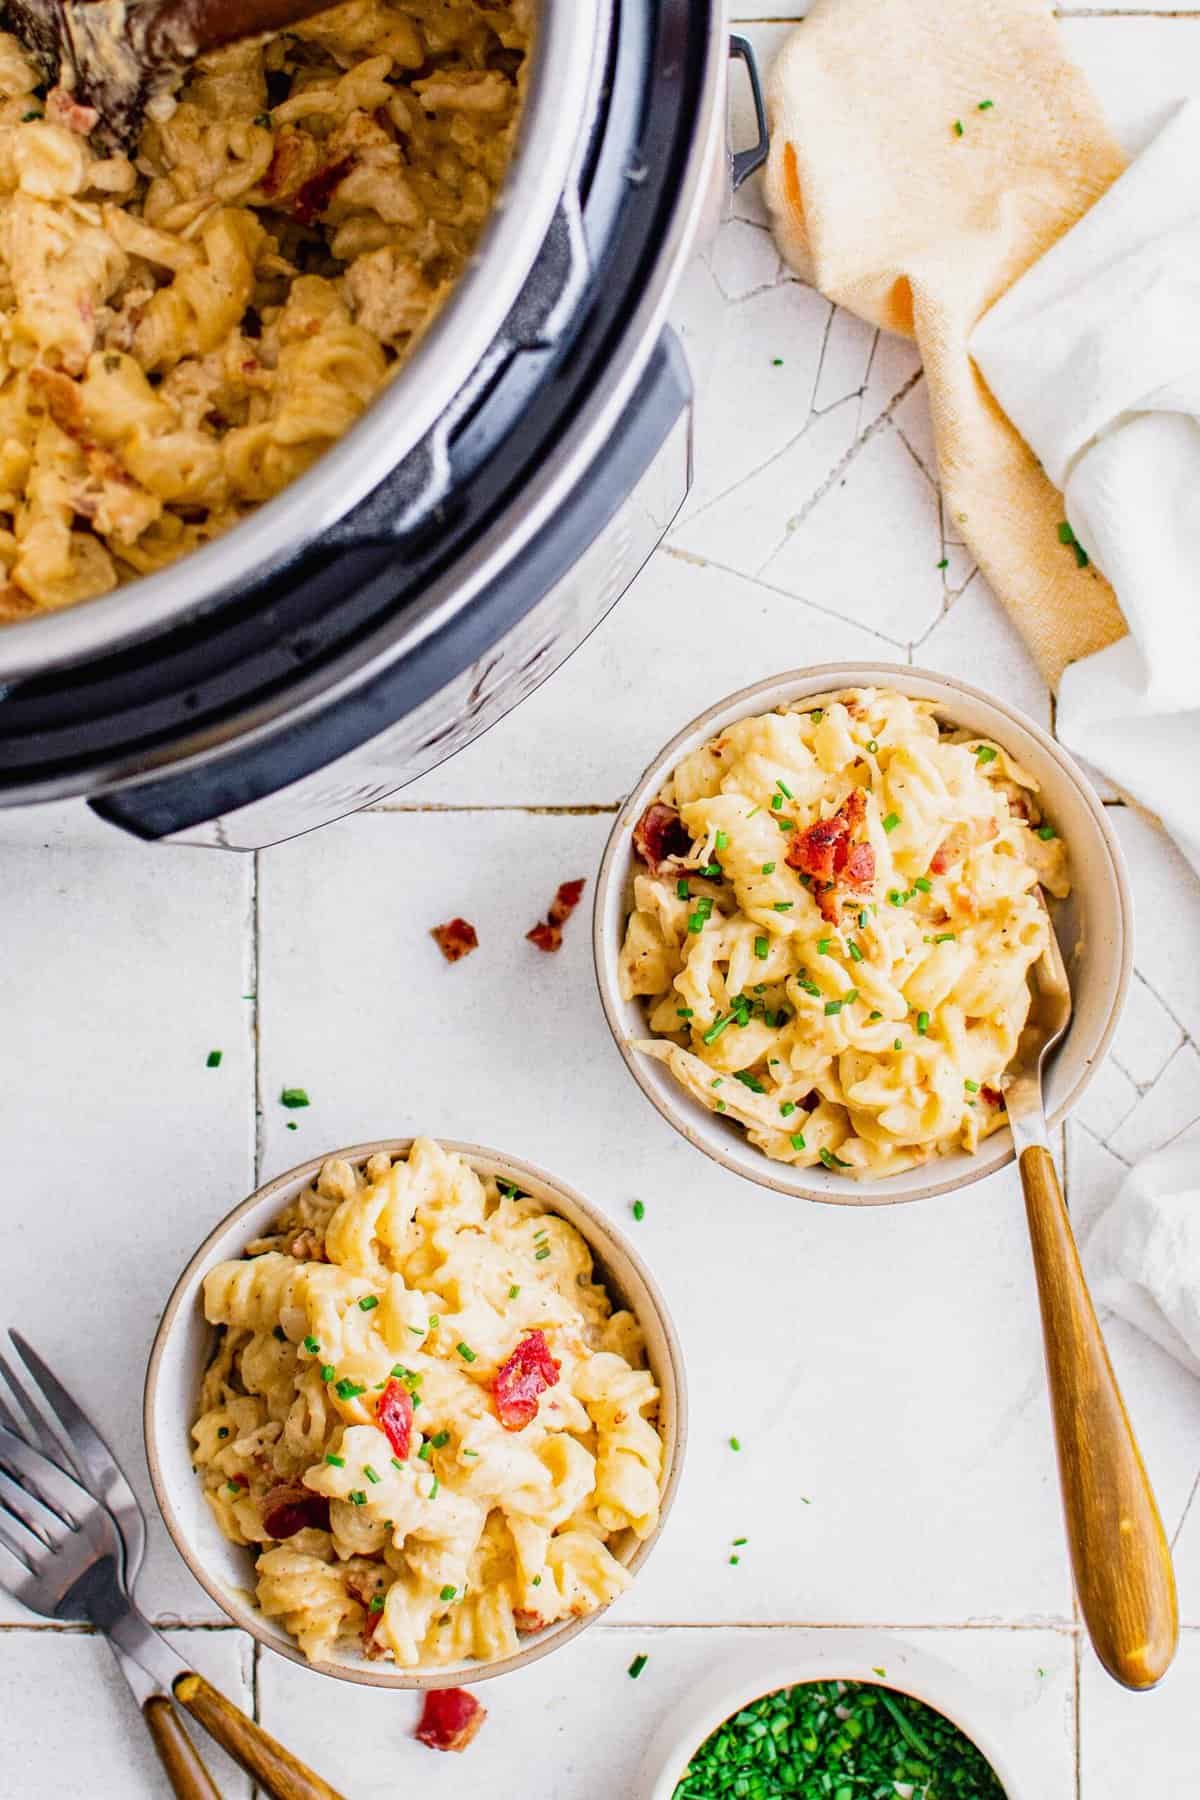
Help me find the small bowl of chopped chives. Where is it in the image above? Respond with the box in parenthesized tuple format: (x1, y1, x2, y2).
(636, 1633, 1031, 1799)
(594, 662, 1130, 1206)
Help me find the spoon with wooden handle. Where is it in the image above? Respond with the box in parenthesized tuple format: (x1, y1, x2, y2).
(4, 0, 344, 149)
(1006, 892, 1178, 1689)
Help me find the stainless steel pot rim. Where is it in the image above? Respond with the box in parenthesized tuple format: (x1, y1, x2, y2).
(0, 0, 606, 682)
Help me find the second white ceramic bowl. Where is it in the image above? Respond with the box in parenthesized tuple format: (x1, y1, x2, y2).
(145, 1139, 686, 1688)
(594, 663, 1131, 1206)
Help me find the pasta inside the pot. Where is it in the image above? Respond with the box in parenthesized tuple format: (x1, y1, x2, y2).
(0, 0, 531, 619)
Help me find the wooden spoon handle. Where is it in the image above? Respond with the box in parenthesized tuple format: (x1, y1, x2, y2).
(1019, 1143, 1178, 1688)
(143, 1697, 222, 1800)
(173, 1671, 346, 1800)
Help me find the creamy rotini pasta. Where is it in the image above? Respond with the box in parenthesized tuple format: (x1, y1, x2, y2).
(620, 689, 1069, 1179)
(192, 1138, 665, 1669)
(0, 0, 529, 618)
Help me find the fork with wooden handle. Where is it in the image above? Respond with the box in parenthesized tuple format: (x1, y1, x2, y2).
(5, 0, 345, 149)
(1006, 895, 1178, 1690)
(0, 1339, 345, 1799)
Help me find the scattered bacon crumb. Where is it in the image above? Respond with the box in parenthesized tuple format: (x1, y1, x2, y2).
(788, 788, 875, 921)
(981, 1085, 1005, 1108)
(415, 1688, 487, 1753)
(376, 1378, 414, 1461)
(431, 918, 478, 963)
(286, 1228, 327, 1263)
(261, 1482, 331, 1540)
(46, 87, 99, 135)
(513, 1609, 549, 1634)
(292, 154, 356, 225)
(493, 1330, 560, 1431)
(632, 802, 692, 874)
(526, 879, 586, 953)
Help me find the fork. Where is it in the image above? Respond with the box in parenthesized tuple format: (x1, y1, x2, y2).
(0, 1335, 345, 1800)
(1007, 894, 1178, 1690)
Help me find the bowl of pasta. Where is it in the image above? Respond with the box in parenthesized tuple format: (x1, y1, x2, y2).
(594, 664, 1131, 1205)
(145, 1135, 685, 1686)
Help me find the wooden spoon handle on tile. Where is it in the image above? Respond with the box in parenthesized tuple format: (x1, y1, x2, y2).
(143, 1697, 222, 1800)
(1019, 1144, 1179, 1689)
(173, 1672, 347, 1800)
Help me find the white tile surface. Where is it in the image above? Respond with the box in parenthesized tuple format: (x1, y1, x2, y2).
(3, 10, 1200, 1793)
(258, 1623, 1076, 1800)
(0, 1628, 254, 1798)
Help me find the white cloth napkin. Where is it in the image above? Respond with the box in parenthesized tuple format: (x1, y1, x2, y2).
(972, 100, 1200, 872)
(1085, 1143, 1200, 1380)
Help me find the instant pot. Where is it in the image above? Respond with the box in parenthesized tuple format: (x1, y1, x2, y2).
(0, 1, 766, 848)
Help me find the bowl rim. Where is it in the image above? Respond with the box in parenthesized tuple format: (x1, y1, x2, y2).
(593, 660, 1133, 1206)
(634, 1631, 1032, 1799)
(143, 1136, 688, 1689)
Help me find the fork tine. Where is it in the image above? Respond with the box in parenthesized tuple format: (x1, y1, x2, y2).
(0, 1349, 75, 1471)
(0, 1424, 98, 1538)
(0, 1526, 36, 1596)
(8, 1333, 121, 1499)
(0, 1468, 61, 1553)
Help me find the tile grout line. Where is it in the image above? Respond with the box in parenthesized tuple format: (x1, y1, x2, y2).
(365, 802, 623, 815)
(251, 850, 264, 1189)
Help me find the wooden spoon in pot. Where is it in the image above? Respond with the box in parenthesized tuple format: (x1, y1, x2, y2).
(1007, 891, 1178, 1689)
(3, 0, 344, 149)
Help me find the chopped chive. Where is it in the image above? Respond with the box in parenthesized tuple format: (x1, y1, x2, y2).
(1036, 825, 1056, 840)
(936, 558, 949, 571)
(429, 1431, 450, 1450)
(508, 1284, 520, 1299)
(335, 1379, 365, 1400)
(754, 935, 769, 960)
(391, 1457, 404, 1470)
(869, 1009, 882, 1021)
(844, 988, 858, 1004)
(917, 1011, 930, 1035)
(676, 878, 690, 899)
(771, 794, 783, 811)
(535, 1246, 551, 1261)
(887, 890, 906, 907)
(324, 1453, 345, 1467)
(700, 862, 723, 878)
(286, 1122, 298, 1130)
(440, 1585, 457, 1602)
(712, 1078, 723, 1088)
(773, 901, 793, 912)
(809, 709, 823, 723)
(320, 1364, 335, 1382)
(975, 745, 998, 764)
(687, 912, 706, 934)
(797, 976, 821, 997)
(761, 862, 776, 875)
(965, 1080, 980, 1093)
(226, 1482, 242, 1496)
(914, 876, 932, 892)
(348, 1490, 366, 1506)
(418, 1443, 432, 1461)
(676, 1007, 694, 1019)
(817, 937, 833, 955)
(364, 1465, 381, 1484)
(729, 1555, 740, 1565)
(632, 1199, 645, 1221)
(358, 1295, 379, 1312)
(456, 1344, 477, 1363)
(428, 1476, 440, 1499)
(934, 932, 957, 944)
(303, 1335, 319, 1354)
(866, 739, 879, 754)
(978, 98, 994, 109)
(775, 817, 795, 833)
(205, 1050, 222, 1068)
(824, 999, 843, 1015)
(716, 1100, 726, 1112)
(369, 1594, 385, 1613)
(729, 1437, 741, 1452)
(780, 1101, 796, 1118)
(734, 1071, 766, 1094)
(790, 1132, 807, 1152)
(776, 779, 793, 800)
(882, 812, 901, 834)
(703, 1013, 734, 1045)
(858, 910, 869, 929)
(628, 1654, 648, 1679)
(848, 941, 864, 962)
(894, 1039, 903, 1051)
(953, 118, 964, 136)
(733, 1537, 748, 1546)
(280, 1087, 309, 1108)
(715, 831, 729, 852)
(819, 1147, 851, 1170)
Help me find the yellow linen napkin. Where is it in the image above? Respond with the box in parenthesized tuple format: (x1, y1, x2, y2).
(763, 0, 1128, 685)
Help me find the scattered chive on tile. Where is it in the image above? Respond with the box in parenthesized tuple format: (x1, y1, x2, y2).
(205, 1050, 222, 1068)
(936, 557, 949, 570)
(978, 98, 994, 109)
(628, 1654, 648, 1679)
(632, 1199, 645, 1222)
(280, 1087, 309, 1109)
(729, 1437, 741, 1452)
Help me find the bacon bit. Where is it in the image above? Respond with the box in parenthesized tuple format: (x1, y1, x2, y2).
(415, 1688, 487, 1754)
(493, 1329, 560, 1431)
(841, 843, 876, 891)
(431, 917, 478, 963)
(981, 1084, 1005, 1107)
(292, 155, 356, 225)
(286, 1228, 327, 1262)
(376, 1378, 414, 1461)
(632, 802, 692, 874)
(526, 879, 586, 954)
(361, 1607, 387, 1658)
(513, 1609, 549, 1634)
(46, 87, 99, 135)
(261, 1482, 331, 1540)
(789, 790, 874, 921)
(800, 1090, 820, 1112)
(930, 824, 970, 875)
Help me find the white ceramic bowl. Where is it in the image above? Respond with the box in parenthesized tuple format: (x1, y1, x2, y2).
(636, 1632, 1033, 1799)
(145, 1138, 686, 1689)
(594, 663, 1132, 1206)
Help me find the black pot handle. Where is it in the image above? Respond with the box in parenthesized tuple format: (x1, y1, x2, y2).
(730, 35, 769, 190)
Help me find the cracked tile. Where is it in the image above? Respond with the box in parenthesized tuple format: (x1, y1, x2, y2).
(759, 423, 944, 642)
(670, 399, 860, 577)
(858, 330, 923, 433)
(1073, 1056, 1140, 1147)
(709, 217, 782, 301)
(917, 571, 1051, 728)
(812, 307, 876, 412)
(893, 381, 940, 484)
(1111, 973, 1185, 1090)
(1108, 1042, 1200, 1166)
